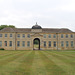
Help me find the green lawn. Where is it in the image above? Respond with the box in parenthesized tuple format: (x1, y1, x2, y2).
(0, 50, 75, 75)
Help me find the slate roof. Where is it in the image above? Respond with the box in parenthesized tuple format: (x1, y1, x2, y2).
(42, 28, 73, 33)
(32, 22, 42, 29)
(0, 27, 73, 33)
(32, 25, 42, 29)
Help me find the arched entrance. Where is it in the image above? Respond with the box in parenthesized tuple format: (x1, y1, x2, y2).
(33, 38, 40, 50)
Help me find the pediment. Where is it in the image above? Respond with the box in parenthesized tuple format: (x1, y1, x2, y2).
(31, 33, 43, 37)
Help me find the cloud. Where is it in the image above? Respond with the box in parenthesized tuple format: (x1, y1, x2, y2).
(0, 0, 75, 31)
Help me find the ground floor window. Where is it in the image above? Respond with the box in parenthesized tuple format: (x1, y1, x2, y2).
(71, 41, 73, 47)
(17, 41, 20, 47)
(5, 41, 7, 46)
(22, 41, 25, 47)
(49, 41, 51, 47)
(61, 41, 64, 47)
(9, 41, 12, 46)
(66, 41, 69, 47)
(27, 41, 30, 47)
(0, 41, 2, 47)
(54, 41, 56, 47)
(44, 41, 46, 47)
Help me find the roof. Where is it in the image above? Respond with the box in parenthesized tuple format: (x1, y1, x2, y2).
(0, 27, 15, 32)
(32, 25, 42, 29)
(32, 22, 42, 29)
(0, 27, 73, 33)
(42, 28, 73, 33)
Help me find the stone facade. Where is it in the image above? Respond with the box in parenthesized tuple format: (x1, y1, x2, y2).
(0, 24, 75, 50)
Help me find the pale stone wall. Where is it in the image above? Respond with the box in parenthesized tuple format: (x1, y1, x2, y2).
(58, 33, 75, 50)
(0, 31, 75, 50)
(0, 32, 15, 50)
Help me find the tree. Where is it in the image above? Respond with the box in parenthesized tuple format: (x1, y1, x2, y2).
(34, 40, 39, 44)
(0, 25, 15, 30)
(8, 25, 15, 28)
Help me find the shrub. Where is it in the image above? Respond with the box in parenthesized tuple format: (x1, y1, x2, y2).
(0, 48, 5, 50)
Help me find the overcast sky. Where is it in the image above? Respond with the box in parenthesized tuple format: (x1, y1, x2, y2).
(0, 0, 75, 31)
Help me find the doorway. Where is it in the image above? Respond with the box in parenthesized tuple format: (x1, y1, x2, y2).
(33, 38, 40, 50)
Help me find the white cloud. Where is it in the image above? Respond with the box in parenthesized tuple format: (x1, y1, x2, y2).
(0, 0, 75, 31)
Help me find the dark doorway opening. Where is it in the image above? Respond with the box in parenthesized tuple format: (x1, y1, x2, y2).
(33, 38, 40, 50)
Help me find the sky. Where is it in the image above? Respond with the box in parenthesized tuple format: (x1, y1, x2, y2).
(0, 0, 75, 31)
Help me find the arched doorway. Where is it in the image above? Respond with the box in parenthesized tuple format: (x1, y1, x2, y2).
(33, 38, 40, 50)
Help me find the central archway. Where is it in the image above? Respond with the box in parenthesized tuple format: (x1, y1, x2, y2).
(33, 38, 40, 50)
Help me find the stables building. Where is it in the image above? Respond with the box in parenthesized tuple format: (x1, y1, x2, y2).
(0, 23, 75, 50)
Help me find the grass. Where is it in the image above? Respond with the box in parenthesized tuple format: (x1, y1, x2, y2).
(0, 50, 75, 75)
(34, 44, 39, 49)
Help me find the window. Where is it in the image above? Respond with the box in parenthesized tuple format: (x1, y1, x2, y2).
(27, 34, 30, 38)
(54, 41, 56, 47)
(61, 41, 64, 47)
(17, 34, 20, 38)
(48, 34, 51, 38)
(66, 34, 68, 38)
(9, 41, 12, 46)
(0, 41, 2, 47)
(61, 34, 63, 38)
(49, 41, 51, 47)
(22, 41, 25, 47)
(53, 34, 56, 38)
(5, 34, 7, 37)
(44, 34, 46, 38)
(71, 34, 73, 38)
(22, 34, 25, 38)
(5, 41, 7, 46)
(44, 41, 46, 47)
(10, 34, 12, 37)
(66, 41, 69, 47)
(71, 41, 73, 47)
(0, 34, 2, 37)
(27, 41, 30, 47)
(17, 41, 20, 47)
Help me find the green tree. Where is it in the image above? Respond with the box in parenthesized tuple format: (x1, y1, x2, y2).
(0, 25, 15, 30)
(34, 40, 39, 44)
(8, 25, 15, 28)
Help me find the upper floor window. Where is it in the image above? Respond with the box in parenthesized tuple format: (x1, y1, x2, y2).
(71, 34, 73, 38)
(10, 34, 12, 37)
(17, 34, 20, 38)
(5, 34, 7, 37)
(0, 34, 2, 37)
(27, 34, 30, 38)
(48, 34, 51, 38)
(66, 34, 68, 38)
(53, 34, 56, 38)
(22, 34, 25, 38)
(44, 34, 46, 38)
(61, 34, 63, 38)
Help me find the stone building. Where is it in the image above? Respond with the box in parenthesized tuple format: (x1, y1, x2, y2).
(0, 23, 75, 50)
